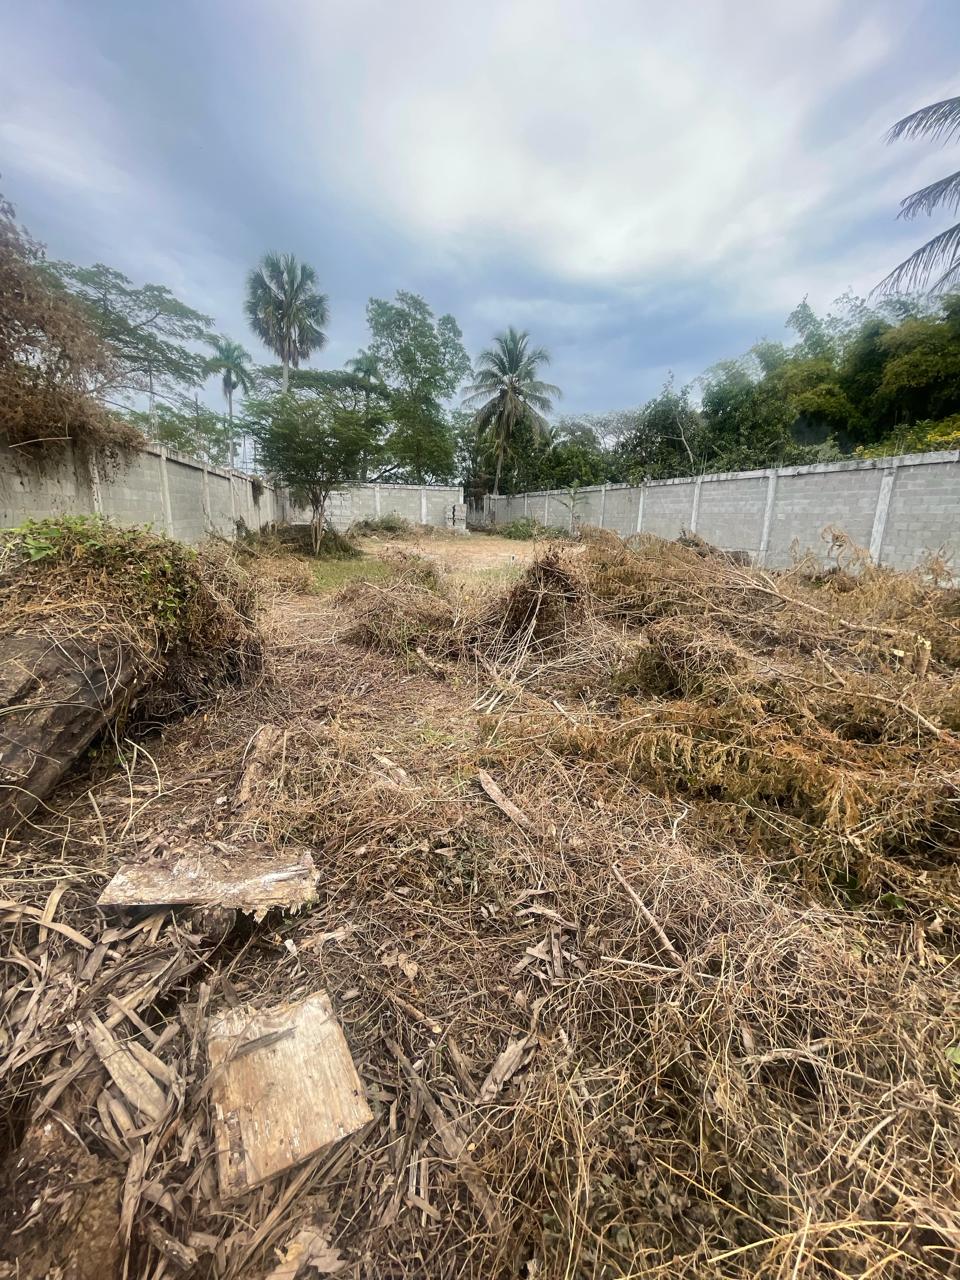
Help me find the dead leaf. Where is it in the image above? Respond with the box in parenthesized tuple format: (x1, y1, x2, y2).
(266, 1226, 345, 1278)
(380, 948, 419, 981)
(478, 1036, 534, 1102)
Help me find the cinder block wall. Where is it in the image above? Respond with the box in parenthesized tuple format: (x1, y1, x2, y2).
(486, 451, 960, 570)
(0, 438, 462, 543)
(285, 482, 466, 532)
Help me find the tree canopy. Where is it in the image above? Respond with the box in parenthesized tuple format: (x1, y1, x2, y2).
(359, 291, 471, 484)
(43, 258, 213, 415)
(464, 327, 560, 494)
(880, 95, 960, 294)
(0, 194, 141, 455)
(245, 253, 329, 391)
(244, 382, 379, 549)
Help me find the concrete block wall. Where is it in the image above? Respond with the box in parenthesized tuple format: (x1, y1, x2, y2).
(0, 438, 283, 544)
(0, 438, 454, 544)
(486, 450, 960, 571)
(286, 482, 466, 532)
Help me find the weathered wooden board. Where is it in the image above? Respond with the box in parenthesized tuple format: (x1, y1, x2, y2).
(98, 843, 317, 917)
(207, 989, 372, 1197)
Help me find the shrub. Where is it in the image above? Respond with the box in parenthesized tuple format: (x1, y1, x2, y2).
(499, 516, 570, 540)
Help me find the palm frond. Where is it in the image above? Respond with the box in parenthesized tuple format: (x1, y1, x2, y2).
(875, 218, 960, 294)
(898, 169, 960, 220)
(887, 96, 960, 145)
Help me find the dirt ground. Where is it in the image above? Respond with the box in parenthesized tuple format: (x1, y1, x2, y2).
(363, 531, 539, 579)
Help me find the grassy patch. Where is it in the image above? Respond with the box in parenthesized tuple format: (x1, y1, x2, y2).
(311, 556, 392, 593)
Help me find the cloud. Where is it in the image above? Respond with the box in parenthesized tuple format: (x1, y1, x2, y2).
(1, 0, 958, 413)
(284, 0, 909, 289)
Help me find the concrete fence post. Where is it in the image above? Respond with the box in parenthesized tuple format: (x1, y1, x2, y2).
(201, 464, 212, 533)
(869, 462, 899, 564)
(158, 449, 174, 537)
(544, 491, 550, 525)
(758, 469, 778, 567)
(87, 453, 104, 516)
(524, 492, 529, 518)
(599, 483, 608, 528)
(690, 476, 703, 533)
(420, 486, 427, 524)
(374, 483, 382, 518)
(635, 484, 645, 534)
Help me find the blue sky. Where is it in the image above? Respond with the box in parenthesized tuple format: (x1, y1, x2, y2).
(2, 0, 958, 415)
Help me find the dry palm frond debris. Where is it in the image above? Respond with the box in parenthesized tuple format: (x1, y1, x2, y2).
(1, 530, 959, 1279)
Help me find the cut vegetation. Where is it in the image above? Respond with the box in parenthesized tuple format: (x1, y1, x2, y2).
(1, 521, 958, 1279)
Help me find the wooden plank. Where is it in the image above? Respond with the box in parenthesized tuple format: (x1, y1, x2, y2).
(98, 843, 317, 917)
(207, 989, 372, 1197)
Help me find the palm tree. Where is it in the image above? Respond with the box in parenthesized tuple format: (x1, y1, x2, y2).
(464, 327, 561, 495)
(205, 336, 253, 466)
(879, 95, 960, 293)
(245, 252, 329, 391)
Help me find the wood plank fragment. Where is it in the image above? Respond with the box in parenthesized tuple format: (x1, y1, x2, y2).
(98, 843, 317, 917)
(207, 989, 372, 1198)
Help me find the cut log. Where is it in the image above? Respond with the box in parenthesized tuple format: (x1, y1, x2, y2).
(0, 629, 146, 834)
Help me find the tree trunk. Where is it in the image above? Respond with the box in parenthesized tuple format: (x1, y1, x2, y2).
(492, 443, 504, 497)
(311, 499, 326, 555)
(228, 386, 235, 468)
(0, 631, 147, 835)
(282, 358, 290, 393)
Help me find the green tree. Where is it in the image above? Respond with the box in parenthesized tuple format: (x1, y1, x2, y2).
(363, 291, 471, 483)
(464, 327, 560, 495)
(42, 260, 213, 421)
(204, 336, 254, 466)
(879, 95, 960, 293)
(615, 379, 705, 480)
(244, 384, 379, 551)
(245, 253, 329, 392)
(121, 400, 231, 464)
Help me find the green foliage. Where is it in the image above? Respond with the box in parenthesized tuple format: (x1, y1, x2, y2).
(464, 327, 561, 494)
(245, 253, 329, 390)
(499, 517, 570, 540)
(611, 293, 960, 482)
(856, 413, 960, 458)
(350, 513, 412, 536)
(244, 385, 378, 552)
(120, 402, 232, 465)
(361, 291, 471, 484)
(42, 259, 213, 410)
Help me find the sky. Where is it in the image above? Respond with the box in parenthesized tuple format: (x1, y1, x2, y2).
(2, 0, 958, 416)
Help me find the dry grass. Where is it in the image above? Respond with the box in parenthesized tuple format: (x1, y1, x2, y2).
(1, 532, 959, 1279)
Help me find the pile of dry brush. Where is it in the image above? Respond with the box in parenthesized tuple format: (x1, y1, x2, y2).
(0, 517, 261, 831)
(333, 530, 960, 1276)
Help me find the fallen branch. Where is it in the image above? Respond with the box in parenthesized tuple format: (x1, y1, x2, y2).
(612, 863, 683, 966)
